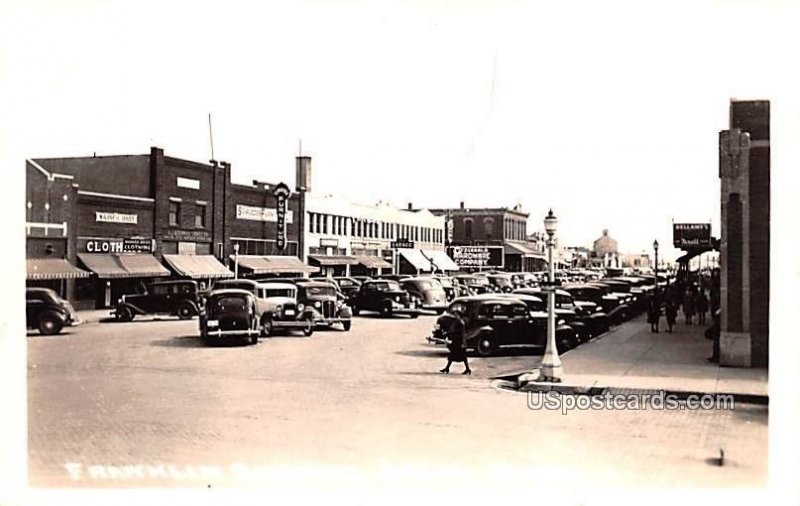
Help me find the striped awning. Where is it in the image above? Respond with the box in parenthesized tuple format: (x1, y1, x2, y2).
(421, 250, 459, 271)
(355, 255, 392, 269)
(163, 254, 233, 279)
(231, 255, 319, 274)
(399, 249, 433, 272)
(78, 254, 171, 279)
(504, 241, 545, 258)
(27, 258, 90, 280)
(308, 255, 360, 266)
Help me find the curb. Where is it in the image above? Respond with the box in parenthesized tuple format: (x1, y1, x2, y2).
(492, 377, 769, 406)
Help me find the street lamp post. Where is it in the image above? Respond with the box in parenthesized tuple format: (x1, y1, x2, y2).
(540, 209, 562, 382)
(234, 243, 240, 279)
(653, 240, 659, 296)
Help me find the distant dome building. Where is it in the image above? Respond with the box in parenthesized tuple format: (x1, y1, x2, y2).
(593, 229, 618, 256)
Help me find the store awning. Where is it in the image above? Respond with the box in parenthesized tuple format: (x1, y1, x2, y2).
(504, 241, 545, 258)
(308, 255, 360, 266)
(231, 255, 319, 274)
(421, 250, 459, 272)
(27, 258, 90, 280)
(355, 255, 392, 269)
(163, 254, 233, 279)
(78, 254, 171, 279)
(399, 249, 433, 272)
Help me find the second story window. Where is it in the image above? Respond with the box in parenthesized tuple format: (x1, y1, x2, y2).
(169, 201, 180, 227)
(464, 218, 473, 240)
(195, 203, 206, 228)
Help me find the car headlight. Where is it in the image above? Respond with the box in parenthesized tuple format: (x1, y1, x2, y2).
(297, 303, 305, 312)
(558, 319, 565, 325)
(314, 301, 321, 309)
(276, 305, 283, 317)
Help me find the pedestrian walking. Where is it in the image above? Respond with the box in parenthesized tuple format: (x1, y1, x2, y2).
(682, 288, 696, 325)
(440, 308, 471, 375)
(647, 296, 661, 333)
(665, 298, 678, 332)
(696, 290, 709, 325)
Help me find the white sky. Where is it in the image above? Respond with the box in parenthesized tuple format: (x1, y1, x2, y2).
(2, 0, 799, 260)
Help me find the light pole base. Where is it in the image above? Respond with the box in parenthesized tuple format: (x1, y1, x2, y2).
(538, 364, 563, 383)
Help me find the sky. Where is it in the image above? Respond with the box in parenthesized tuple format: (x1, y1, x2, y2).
(2, 0, 799, 260)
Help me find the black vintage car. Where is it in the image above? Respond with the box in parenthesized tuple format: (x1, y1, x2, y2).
(563, 284, 629, 325)
(26, 287, 78, 335)
(295, 281, 353, 330)
(349, 279, 418, 318)
(114, 280, 201, 322)
(427, 296, 578, 357)
(199, 289, 260, 346)
(453, 275, 495, 294)
(511, 288, 601, 341)
(332, 277, 362, 298)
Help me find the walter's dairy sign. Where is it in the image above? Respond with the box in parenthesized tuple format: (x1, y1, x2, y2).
(235, 205, 294, 223)
(95, 212, 138, 225)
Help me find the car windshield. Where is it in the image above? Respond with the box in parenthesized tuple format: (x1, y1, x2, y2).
(412, 279, 439, 290)
(265, 288, 295, 298)
(210, 296, 249, 311)
(436, 277, 453, 288)
(305, 286, 336, 297)
(490, 276, 511, 286)
(460, 277, 487, 286)
(372, 281, 401, 292)
(448, 302, 467, 314)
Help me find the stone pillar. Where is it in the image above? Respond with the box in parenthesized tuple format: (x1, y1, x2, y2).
(718, 100, 770, 368)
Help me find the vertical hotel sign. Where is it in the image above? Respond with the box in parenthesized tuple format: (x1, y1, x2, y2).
(273, 182, 291, 251)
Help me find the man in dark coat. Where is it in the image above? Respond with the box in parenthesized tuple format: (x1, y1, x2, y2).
(440, 309, 471, 375)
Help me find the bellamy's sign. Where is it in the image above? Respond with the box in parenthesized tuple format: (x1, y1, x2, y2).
(673, 223, 712, 248)
(448, 245, 504, 268)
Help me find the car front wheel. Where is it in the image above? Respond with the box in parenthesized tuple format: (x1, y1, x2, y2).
(177, 304, 195, 320)
(262, 318, 274, 337)
(38, 314, 63, 335)
(380, 302, 392, 317)
(303, 317, 314, 337)
(476, 334, 495, 357)
(116, 306, 134, 322)
(342, 320, 351, 331)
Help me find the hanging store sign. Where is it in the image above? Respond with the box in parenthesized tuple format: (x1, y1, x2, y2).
(448, 245, 504, 268)
(673, 223, 712, 248)
(320, 238, 339, 248)
(95, 212, 138, 225)
(391, 239, 414, 249)
(176, 177, 200, 190)
(235, 204, 294, 223)
(82, 238, 154, 253)
(273, 182, 291, 251)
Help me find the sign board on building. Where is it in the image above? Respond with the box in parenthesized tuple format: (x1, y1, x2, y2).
(178, 241, 196, 255)
(162, 229, 211, 242)
(176, 177, 200, 190)
(673, 223, 712, 248)
(95, 212, 138, 225)
(273, 182, 291, 251)
(447, 245, 504, 268)
(320, 238, 339, 248)
(391, 239, 415, 249)
(235, 204, 294, 223)
(83, 238, 154, 254)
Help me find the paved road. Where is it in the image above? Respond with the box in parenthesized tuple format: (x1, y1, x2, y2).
(27, 313, 767, 490)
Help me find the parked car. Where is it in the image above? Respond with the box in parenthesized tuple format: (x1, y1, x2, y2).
(427, 296, 577, 356)
(332, 277, 362, 298)
(199, 289, 260, 345)
(26, 287, 78, 335)
(512, 287, 609, 339)
(487, 273, 515, 293)
(453, 274, 495, 294)
(378, 274, 413, 283)
(400, 277, 448, 314)
(564, 283, 629, 325)
(432, 275, 457, 302)
(295, 281, 353, 330)
(349, 279, 418, 318)
(221, 280, 315, 336)
(114, 280, 201, 322)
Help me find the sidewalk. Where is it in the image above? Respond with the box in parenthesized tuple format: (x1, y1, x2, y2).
(75, 309, 115, 325)
(500, 315, 768, 402)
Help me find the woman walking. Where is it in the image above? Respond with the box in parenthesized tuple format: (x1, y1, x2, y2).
(665, 297, 678, 332)
(440, 308, 471, 375)
(647, 296, 661, 333)
(696, 290, 709, 325)
(682, 288, 696, 325)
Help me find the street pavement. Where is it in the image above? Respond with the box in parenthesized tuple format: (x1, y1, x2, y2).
(27, 313, 767, 490)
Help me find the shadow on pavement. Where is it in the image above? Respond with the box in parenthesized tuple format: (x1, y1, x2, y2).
(395, 349, 448, 358)
(150, 335, 208, 348)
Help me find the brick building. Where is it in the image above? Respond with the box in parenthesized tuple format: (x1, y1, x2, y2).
(26, 147, 307, 309)
(718, 99, 770, 368)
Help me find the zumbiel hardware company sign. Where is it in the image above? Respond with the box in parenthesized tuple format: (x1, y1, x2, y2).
(447, 245, 504, 268)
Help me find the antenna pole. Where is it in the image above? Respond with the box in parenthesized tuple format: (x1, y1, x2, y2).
(208, 113, 215, 161)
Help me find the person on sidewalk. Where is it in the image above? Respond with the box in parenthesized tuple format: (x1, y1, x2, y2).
(696, 290, 709, 325)
(647, 296, 661, 333)
(664, 298, 678, 333)
(440, 308, 471, 375)
(682, 288, 696, 326)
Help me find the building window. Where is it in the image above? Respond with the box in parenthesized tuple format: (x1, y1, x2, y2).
(195, 203, 206, 228)
(464, 218, 473, 240)
(484, 217, 494, 239)
(169, 201, 180, 227)
(322, 214, 328, 234)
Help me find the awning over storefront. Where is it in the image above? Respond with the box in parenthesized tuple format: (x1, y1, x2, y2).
(308, 255, 359, 266)
(421, 250, 459, 272)
(399, 249, 433, 272)
(78, 254, 171, 279)
(504, 241, 546, 259)
(355, 255, 392, 269)
(27, 258, 90, 280)
(163, 254, 233, 279)
(231, 255, 319, 274)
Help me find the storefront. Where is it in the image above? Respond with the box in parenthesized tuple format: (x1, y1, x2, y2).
(230, 254, 319, 279)
(162, 254, 233, 290)
(26, 258, 90, 298)
(77, 251, 171, 309)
